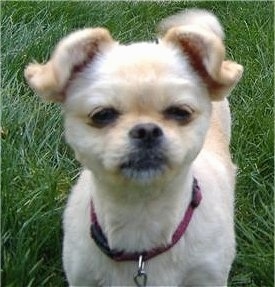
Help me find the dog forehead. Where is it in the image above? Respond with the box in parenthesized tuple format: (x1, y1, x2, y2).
(65, 42, 206, 113)
(96, 42, 192, 79)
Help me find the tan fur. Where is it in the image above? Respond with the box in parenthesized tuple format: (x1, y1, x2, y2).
(25, 9, 243, 286)
(159, 9, 243, 100)
(204, 101, 232, 157)
(163, 27, 243, 100)
(25, 28, 114, 102)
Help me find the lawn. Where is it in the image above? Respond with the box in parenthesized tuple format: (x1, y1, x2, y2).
(1, 1, 273, 286)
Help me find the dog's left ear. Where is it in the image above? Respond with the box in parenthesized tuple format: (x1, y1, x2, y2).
(160, 9, 243, 100)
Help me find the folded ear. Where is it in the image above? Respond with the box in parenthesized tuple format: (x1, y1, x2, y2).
(160, 9, 243, 100)
(24, 28, 114, 102)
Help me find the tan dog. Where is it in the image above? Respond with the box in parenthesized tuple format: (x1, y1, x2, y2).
(25, 9, 243, 286)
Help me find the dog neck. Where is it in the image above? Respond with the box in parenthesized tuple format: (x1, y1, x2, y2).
(90, 168, 195, 253)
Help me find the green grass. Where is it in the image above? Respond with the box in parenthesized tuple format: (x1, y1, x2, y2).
(1, 1, 273, 286)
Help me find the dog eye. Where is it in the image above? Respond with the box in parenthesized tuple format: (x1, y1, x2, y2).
(163, 106, 193, 124)
(89, 107, 120, 127)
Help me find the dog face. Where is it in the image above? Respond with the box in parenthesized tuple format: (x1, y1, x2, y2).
(64, 42, 211, 184)
(24, 10, 243, 186)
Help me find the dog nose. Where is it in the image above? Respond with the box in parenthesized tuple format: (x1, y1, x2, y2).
(129, 123, 163, 146)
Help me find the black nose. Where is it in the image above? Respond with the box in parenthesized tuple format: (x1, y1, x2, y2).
(129, 123, 163, 147)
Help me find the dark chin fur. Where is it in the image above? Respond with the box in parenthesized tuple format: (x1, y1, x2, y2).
(120, 165, 166, 184)
(119, 150, 167, 183)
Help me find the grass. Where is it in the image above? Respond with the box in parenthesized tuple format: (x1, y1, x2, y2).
(1, 1, 273, 286)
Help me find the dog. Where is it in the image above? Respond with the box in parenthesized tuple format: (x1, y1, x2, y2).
(25, 9, 243, 286)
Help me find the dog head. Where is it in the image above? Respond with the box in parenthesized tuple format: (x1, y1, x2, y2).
(25, 9, 243, 186)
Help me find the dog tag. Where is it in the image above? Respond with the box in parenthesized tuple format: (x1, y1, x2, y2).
(134, 271, 147, 287)
(133, 255, 147, 287)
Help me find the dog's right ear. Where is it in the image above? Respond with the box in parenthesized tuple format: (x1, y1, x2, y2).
(24, 28, 114, 102)
(159, 9, 243, 100)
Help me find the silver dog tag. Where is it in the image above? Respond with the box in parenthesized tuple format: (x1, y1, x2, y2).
(134, 255, 147, 287)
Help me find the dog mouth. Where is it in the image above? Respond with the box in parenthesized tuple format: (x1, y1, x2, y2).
(119, 150, 168, 183)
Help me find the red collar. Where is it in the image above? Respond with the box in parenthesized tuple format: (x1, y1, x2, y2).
(90, 178, 202, 262)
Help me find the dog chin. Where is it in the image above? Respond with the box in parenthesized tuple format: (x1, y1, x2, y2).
(120, 165, 166, 184)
